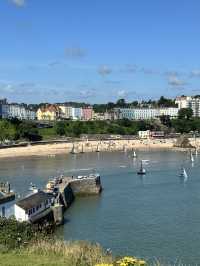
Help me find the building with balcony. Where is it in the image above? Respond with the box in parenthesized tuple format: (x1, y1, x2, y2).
(175, 96, 200, 117)
(175, 96, 191, 109)
(188, 98, 200, 117)
(115, 107, 178, 120)
(1, 104, 36, 120)
(58, 105, 73, 119)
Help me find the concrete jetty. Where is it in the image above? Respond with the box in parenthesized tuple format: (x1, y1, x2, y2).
(14, 174, 102, 225)
(46, 174, 102, 225)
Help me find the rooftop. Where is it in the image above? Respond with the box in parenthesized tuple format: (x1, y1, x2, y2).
(0, 191, 15, 205)
(16, 191, 53, 211)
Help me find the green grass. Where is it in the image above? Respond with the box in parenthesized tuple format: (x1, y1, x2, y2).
(0, 252, 68, 266)
(0, 240, 113, 266)
(38, 127, 57, 139)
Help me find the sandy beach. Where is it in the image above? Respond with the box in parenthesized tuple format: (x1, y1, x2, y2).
(0, 138, 192, 159)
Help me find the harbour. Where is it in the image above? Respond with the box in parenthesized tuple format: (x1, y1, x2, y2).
(1, 150, 200, 264)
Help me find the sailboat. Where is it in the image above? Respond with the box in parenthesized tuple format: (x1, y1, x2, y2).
(80, 144, 84, 154)
(71, 143, 77, 154)
(137, 160, 146, 175)
(123, 144, 127, 153)
(96, 144, 100, 152)
(132, 151, 137, 158)
(179, 167, 188, 182)
(190, 151, 194, 162)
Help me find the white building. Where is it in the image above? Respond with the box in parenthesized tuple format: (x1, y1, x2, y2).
(138, 130, 151, 139)
(59, 105, 73, 119)
(14, 191, 53, 222)
(58, 106, 83, 120)
(175, 96, 200, 117)
(175, 96, 191, 109)
(0, 193, 15, 218)
(188, 98, 200, 117)
(115, 107, 178, 120)
(2, 104, 36, 120)
(159, 108, 179, 118)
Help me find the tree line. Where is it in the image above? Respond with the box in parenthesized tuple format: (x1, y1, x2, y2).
(0, 108, 199, 143)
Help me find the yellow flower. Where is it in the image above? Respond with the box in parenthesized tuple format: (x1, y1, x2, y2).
(115, 256, 147, 266)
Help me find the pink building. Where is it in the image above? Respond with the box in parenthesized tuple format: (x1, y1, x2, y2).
(82, 107, 93, 120)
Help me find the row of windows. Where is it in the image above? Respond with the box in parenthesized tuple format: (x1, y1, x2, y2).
(27, 203, 42, 216)
(27, 199, 52, 216)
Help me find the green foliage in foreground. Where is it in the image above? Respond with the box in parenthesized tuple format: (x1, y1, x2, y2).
(0, 240, 113, 266)
(0, 217, 55, 249)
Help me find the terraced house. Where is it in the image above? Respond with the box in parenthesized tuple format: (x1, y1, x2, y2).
(37, 105, 61, 121)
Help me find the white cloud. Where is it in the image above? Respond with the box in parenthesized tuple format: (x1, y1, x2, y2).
(117, 89, 127, 98)
(190, 70, 200, 77)
(168, 75, 186, 87)
(10, 0, 26, 7)
(98, 65, 112, 76)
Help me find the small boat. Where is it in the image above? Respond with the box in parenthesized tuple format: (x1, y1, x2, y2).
(190, 151, 194, 162)
(29, 183, 38, 193)
(96, 144, 100, 152)
(195, 148, 198, 156)
(179, 167, 188, 182)
(132, 151, 137, 158)
(71, 144, 77, 154)
(123, 144, 127, 153)
(137, 161, 146, 175)
(80, 144, 84, 154)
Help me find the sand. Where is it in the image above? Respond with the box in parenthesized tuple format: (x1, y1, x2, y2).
(0, 138, 184, 159)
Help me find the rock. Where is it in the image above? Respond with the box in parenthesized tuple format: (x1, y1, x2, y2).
(174, 135, 194, 148)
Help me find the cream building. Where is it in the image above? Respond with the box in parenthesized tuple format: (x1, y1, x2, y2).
(37, 105, 61, 121)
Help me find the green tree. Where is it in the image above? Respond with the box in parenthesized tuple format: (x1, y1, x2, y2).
(18, 122, 42, 141)
(116, 98, 126, 107)
(178, 108, 193, 120)
(55, 121, 66, 136)
(160, 115, 172, 127)
(0, 120, 16, 142)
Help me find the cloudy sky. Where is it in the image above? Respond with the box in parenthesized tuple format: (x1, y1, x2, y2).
(0, 0, 200, 103)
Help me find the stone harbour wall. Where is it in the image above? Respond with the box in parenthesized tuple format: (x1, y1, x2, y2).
(69, 176, 102, 196)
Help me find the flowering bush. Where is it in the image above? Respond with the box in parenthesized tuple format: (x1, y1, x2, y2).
(95, 256, 147, 266)
(116, 256, 147, 266)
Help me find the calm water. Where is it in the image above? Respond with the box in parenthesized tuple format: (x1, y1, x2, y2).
(1, 150, 200, 264)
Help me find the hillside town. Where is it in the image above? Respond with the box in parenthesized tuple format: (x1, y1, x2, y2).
(0, 95, 200, 122)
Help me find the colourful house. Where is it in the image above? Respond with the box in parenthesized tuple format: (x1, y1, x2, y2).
(82, 107, 93, 120)
(37, 105, 61, 121)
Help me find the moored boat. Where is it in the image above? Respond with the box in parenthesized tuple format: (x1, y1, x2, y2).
(137, 160, 146, 175)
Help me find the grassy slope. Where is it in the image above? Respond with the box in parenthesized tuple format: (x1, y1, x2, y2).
(0, 240, 113, 266)
(0, 253, 69, 266)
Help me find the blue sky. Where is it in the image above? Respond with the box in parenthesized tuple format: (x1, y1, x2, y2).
(0, 0, 200, 103)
